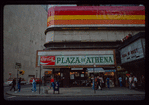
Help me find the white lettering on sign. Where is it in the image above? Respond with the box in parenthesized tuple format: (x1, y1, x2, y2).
(55, 55, 114, 66)
(120, 38, 144, 64)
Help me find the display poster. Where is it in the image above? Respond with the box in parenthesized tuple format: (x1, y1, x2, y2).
(70, 74, 74, 79)
(61, 73, 63, 77)
(81, 74, 84, 77)
(120, 38, 144, 64)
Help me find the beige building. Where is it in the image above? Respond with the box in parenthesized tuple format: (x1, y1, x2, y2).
(4, 5, 47, 83)
(38, 5, 145, 87)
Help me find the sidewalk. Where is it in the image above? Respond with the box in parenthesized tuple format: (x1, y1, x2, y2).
(6, 85, 145, 97)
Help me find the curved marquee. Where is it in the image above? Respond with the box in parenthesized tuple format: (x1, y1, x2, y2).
(47, 6, 145, 28)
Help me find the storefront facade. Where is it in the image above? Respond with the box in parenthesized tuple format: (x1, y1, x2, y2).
(36, 49, 117, 87)
(36, 5, 145, 87)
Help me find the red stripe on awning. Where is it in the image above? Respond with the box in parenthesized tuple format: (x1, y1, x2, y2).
(48, 10, 145, 16)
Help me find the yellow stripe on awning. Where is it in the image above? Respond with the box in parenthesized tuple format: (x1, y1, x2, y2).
(47, 15, 145, 22)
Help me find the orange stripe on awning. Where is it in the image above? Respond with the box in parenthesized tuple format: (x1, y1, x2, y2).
(47, 20, 145, 27)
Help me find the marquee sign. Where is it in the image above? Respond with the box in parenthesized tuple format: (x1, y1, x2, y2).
(36, 50, 116, 68)
(120, 38, 145, 64)
(55, 55, 114, 65)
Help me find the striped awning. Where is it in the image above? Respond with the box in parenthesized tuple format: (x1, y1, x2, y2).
(87, 68, 105, 73)
(47, 6, 145, 28)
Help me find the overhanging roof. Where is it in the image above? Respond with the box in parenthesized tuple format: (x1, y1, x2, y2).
(87, 68, 105, 73)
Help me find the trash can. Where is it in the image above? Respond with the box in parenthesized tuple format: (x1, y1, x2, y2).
(53, 81, 59, 94)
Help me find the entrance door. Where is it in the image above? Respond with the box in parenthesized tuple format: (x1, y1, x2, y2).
(63, 68, 70, 87)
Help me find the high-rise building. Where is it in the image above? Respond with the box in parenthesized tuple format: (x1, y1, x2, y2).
(4, 5, 47, 83)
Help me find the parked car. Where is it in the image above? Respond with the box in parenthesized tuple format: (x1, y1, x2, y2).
(29, 78, 42, 84)
(7, 78, 27, 86)
(6, 78, 13, 86)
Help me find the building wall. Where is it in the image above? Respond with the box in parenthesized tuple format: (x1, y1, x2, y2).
(45, 30, 144, 42)
(4, 5, 47, 82)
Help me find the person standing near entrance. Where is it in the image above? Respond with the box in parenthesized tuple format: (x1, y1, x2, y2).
(106, 77, 110, 89)
(141, 75, 145, 90)
(129, 75, 132, 89)
(10, 78, 16, 91)
(92, 76, 95, 90)
(50, 77, 54, 89)
(133, 76, 137, 89)
(97, 76, 102, 90)
(118, 76, 122, 87)
(125, 76, 129, 88)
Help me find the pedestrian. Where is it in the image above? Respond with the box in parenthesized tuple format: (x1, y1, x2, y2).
(134, 76, 137, 89)
(106, 77, 110, 89)
(132, 76, 135, 89)
(95, 77, 97, 90)
(50, 77, 54, 89)
(97, 76, 102, 90)
(44, 76, 46, 86)
(10, 78, 16, 91)
(125, 76, 129, 88)
(118, 76, 122, 87)
(17, 77, 21, 92)
(129, 75, 132, 89)
(100, 76, 104, 89)
(32, 77, 36, 92)
(141, 75, 145, 90)
(92, 76, 95, 90)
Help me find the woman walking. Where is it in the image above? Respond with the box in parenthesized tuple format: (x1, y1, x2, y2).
(10, 78, 16, 91)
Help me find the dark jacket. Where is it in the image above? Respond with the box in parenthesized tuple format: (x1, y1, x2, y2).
(18, 78, 21, 84)
(12, 79, 16, 85)
(97, 78, 101, 85)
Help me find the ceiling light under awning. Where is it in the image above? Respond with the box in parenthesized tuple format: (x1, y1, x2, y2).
(87, 68, 105, 73)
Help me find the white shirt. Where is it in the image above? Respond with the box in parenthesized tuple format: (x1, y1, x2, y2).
(32, 79, 35, 84)
(118, 77, 122, 82)
(134, 77, 137, 82)
(129, 77, 132, 83)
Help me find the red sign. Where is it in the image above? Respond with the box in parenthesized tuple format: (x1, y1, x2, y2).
(40, 56, 55, 65)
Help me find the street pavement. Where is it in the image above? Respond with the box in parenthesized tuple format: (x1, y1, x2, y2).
(5, 84, 145, 97)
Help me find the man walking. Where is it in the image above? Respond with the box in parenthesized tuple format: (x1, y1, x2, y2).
(10, 78, 16, 91)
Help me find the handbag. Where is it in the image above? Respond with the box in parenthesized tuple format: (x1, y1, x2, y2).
(98, 86, 101, 89)
(132, 83, 135, 87)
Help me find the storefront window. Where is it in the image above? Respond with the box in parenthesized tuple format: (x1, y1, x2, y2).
(104, 72, 115, 87)
(70, 72, 75, 79)
(85, 72, 88, 77)
(75, 72, 79, 77)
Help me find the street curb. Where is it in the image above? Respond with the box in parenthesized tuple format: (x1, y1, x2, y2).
(6, 92, 145, 97)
